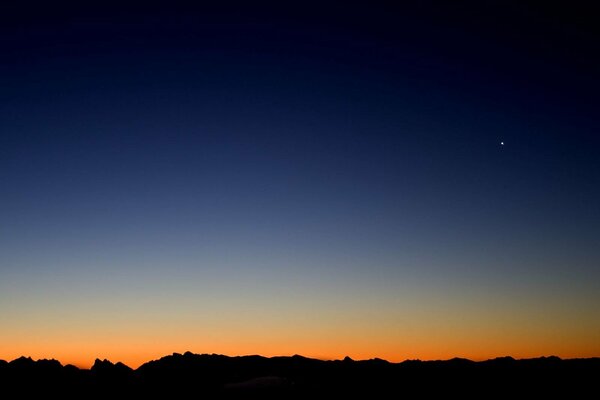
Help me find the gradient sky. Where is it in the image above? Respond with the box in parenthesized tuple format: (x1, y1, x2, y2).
(1, 2, 599, 368)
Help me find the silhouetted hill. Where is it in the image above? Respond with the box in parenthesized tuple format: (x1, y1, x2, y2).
(0, 353, 598, 398)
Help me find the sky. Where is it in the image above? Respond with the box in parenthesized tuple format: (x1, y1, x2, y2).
(1, 1, 599, 368)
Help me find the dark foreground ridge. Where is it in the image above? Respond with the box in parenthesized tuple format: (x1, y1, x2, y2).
(1, 353, 598, 397)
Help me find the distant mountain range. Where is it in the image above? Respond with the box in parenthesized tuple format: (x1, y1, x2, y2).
(1, 352, 598, 397)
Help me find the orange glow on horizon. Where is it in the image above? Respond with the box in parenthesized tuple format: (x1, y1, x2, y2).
(2, 337, 599, 369)
(2, 273, 598, 369)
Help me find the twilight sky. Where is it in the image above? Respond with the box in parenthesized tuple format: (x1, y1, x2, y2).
(1, 1, 599, 368)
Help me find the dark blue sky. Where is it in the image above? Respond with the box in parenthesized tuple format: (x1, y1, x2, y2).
(1, 1, 599, 364)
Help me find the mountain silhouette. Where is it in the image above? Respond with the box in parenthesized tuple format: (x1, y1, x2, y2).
(1, 352, 598, 398)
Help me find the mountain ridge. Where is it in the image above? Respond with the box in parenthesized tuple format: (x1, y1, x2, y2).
(0, 351, 600, 371)
(1, 352, 598, 397)
(3, 352, 598, 370)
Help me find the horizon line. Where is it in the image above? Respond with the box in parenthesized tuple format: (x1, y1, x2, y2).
(5, 351, 599, 371)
